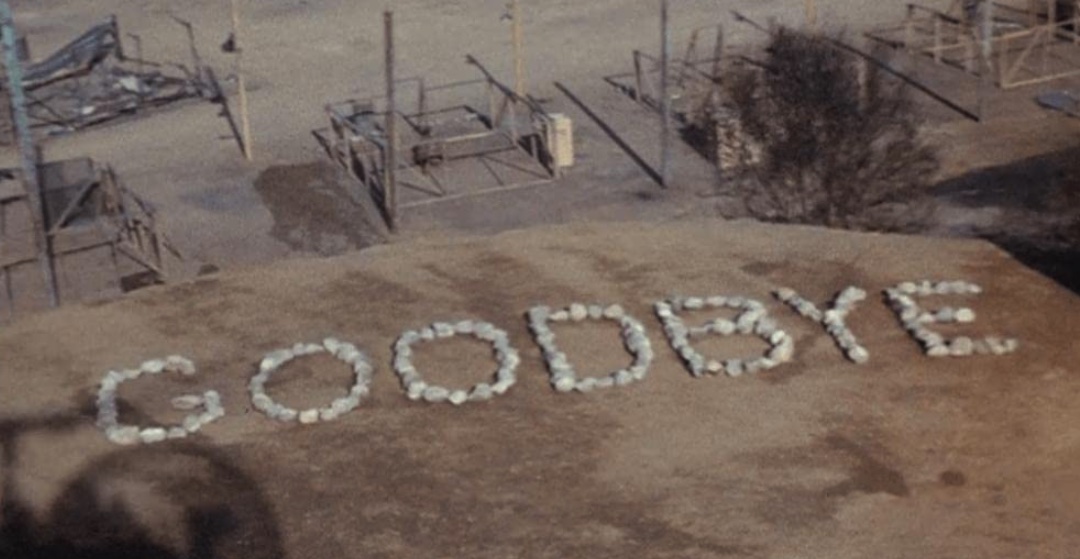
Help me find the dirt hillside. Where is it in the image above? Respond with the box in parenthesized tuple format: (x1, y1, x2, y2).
(1, 220, 1078, 558)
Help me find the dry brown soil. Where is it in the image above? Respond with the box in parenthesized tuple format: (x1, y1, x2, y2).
(2, 220, 1079, 558)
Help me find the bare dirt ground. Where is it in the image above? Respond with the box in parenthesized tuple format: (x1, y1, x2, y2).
(2, 220, 1080, 558)
(2, 0, 1080, 557)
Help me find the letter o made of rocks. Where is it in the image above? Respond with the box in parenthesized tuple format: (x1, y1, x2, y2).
(393, 320, 519, 404)
(655, 295, 794, 377)
(526, 303, 653, 393)
(96, 355, 225, 445)
(249, 338, 374, 424)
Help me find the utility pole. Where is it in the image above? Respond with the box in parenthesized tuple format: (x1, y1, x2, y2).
(0, 1, 58, 308)
(659, 0, 671, 188)
(384, 10, 398, 231)
(512, 0, 525, 98)
(230, 0, 253, 160)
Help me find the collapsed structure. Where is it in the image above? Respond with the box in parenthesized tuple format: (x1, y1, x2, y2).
(0, 16, 213, 138)
(0, 157, 177, 321)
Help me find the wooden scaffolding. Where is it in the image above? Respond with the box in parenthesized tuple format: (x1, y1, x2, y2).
(866, 0, 1080, 89)
(0, 158, 177, 321)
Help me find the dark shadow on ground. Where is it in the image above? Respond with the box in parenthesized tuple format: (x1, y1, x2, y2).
(984, 234, 1080, 295)
(0, 411, 284, 559)
(930, 146, 1080, 295)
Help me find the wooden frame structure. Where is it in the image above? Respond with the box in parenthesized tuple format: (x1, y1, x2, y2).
(0, 158, 177, 320)
(866, 0, 1080, 89)
(316, 56, 562, 230)
(605, 23, 726, 128)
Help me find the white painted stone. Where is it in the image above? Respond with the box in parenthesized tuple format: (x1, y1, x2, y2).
(139, 428, 168, 444)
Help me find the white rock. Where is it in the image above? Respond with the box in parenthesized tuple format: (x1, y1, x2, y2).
(469, 383, 494, 401)
(706, 295, 728, 307)
(950, 336, 974, 356)
(431, 322, 454, 338)
(713, 319, 736, 336)
(569, 303, 588, 321)
(927, 344, 950, 357)
(955, 308, 976, 323)
(554, 375, 576, 392)
(319, 408, 340, 421)
(847, 346, 870, 364)
(448, 390, 469, 405)
(278, 408, 298, 422)
(106, 426, 141, 445)
(419, 327, 436, 341)
(613, 370, 634, 386)
(171, 395, 204, 411)
(551, 310, 570, 321)
(603, 304, 625, 319)
(140, 359, 167, 375)
(423, 386, 451, 402)
(724, 360, 745, 377)
(594, 377, 615, 389)
(629, 364, 649, 380)
(706, 360, 723, 374)
(331, 397, 357, 415)
(139, 428, 168, 444)
(575, 377, 597, 392)
(165, 355, 196, 376)
(183, 414, 203, 432)
(259, 350, 292, 373)
(350, 383, 370, 399)
(455, 320, 476, 334)
(774, 288, 796, 302)
(323, 338, 342, 354)
(296, 409, 318, 424)
(252, 392, 273, 411)
(492, 378, 515, 394)
(684, 297, 705, 310)
(167, 427, 188, 439)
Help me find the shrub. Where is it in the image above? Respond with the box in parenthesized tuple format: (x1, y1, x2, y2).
(723, 27, 939, 230)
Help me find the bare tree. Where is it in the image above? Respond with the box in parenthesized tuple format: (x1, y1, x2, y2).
(723, 27, 939, 230)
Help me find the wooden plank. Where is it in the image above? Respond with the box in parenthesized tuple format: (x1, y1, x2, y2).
(384, 10, 398, 230)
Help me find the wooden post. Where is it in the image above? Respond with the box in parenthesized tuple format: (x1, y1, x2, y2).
(384, 10, 398, 230)
(659, 0, 671, 188)
(633, 50, 645, 102)
(417, 77, 427, 133)
(977, 0, 993, 118)
(512, 0, 525, 98)
(0, 1, 58, 308)
(711, 25, 724, 82)
(231, 0, 253, 161)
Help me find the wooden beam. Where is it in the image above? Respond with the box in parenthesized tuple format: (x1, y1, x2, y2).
(512, 0, 525, 98)
(659, 0, 671, 188)
(231, 0, 253, 161)
(384, 10, 398, 230)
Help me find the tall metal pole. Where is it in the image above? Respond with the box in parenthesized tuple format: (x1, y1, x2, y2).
(384, 10, 398, 230)
(231, 0, 253, 160)
(512, 0, 525, 98)
(0, 1, 58, 308)
(659, 0, 671, 188)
